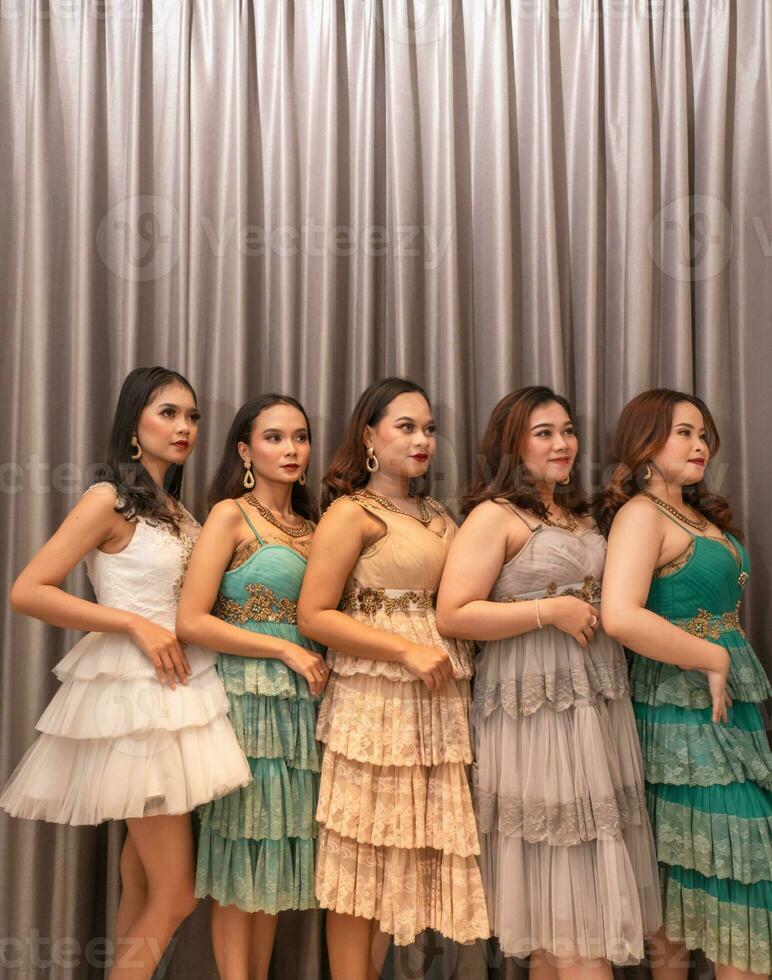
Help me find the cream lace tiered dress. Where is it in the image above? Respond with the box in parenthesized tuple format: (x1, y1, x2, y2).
(314, 493, 489, 946)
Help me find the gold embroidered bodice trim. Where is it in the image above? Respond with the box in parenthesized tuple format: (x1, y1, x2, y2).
(654, 540, 696, 578)
(503, 574, 601, 604)
(348, 491, 448, 538)
(213, 583, 298, 625)
(227, 534, 312, 571)
(340, 584, 437, 615)
(674, 601, 746, 640)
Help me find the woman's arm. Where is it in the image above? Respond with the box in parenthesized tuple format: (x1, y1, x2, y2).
(176, 500, 327, 694)
(436, 501, 600, 647)
(297, 499, 454, 690)
(10, 484, 190, 686)
(601, 498, 729, 721)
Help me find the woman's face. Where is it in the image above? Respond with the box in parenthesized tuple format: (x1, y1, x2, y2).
(364, 391, 436, 480)
(519, 400, 578, 486)
(135, 382, 200, 466)
(240, 403, 311, 487)
(650, 401, 710, 487)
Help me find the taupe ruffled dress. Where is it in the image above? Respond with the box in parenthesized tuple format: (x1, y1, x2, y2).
(472, 509, 662, 964)
(315, 493, 489, 946)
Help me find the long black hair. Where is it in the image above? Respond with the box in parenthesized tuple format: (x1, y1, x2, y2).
(207, 394, 319, 522)
(94, 366, 197, 530)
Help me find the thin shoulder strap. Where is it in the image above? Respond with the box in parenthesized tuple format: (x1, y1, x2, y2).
(646, 499, 697, 537)
(234, 501, 265, 544)
(503, 502, 541, 532)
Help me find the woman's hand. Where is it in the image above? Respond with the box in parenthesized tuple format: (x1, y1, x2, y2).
(401, 642, 454, 690)
(280, 642, 329, 697)
(542, 597, 601, 648)
(705, 647, 731, 724)
(128, 615, 191, 689)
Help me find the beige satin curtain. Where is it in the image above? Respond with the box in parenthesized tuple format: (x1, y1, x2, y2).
(1, 1, 770, 977)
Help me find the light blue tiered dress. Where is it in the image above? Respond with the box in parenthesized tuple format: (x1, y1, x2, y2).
(195, 503, 322, 913)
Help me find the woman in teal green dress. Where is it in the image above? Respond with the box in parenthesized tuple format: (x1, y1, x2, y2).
(176, 395, 328, 980)
(598, 389, 771, 980)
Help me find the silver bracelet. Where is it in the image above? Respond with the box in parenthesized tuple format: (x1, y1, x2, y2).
(535, 597, 543, 629)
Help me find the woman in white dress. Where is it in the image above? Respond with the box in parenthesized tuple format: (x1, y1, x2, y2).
(0, 367, 250, 979)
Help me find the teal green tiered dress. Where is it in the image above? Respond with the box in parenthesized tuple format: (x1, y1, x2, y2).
(627, 507, 771, 975)
(195, 503, 321, 913)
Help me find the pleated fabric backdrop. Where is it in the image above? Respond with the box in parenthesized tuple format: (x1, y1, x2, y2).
(1, 1, 770, 977)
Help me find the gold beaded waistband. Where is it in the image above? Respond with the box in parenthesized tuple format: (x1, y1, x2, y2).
(674, 602, 745, 640)
(213, 583, 298, 626)
(340, 584, 437, 615)
(502, 574, 602, 605)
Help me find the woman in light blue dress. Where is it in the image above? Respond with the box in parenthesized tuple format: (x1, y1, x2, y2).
(176, 394, 327, 980)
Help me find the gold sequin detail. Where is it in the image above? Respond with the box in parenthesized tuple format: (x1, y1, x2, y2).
(227, 535, 312, 571)
(504, 575, 601, 604)
(213, 583, 298, 625)
(340, 585, 436, 615)
(738, 571, 749, 589)
(678, 601, 745, 640)
(653, 540, 696, 578)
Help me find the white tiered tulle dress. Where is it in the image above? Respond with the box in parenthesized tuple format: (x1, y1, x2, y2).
(0, 484, 251, 825)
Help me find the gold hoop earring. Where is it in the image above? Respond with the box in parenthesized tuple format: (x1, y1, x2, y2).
(365, 446, 379, 473)
(130, 436, 143, 461)
(243, 460, 255, 489)
(643, 464, 652, 481)
(298, 471, 307, 486)
(558, 475, 571, 486)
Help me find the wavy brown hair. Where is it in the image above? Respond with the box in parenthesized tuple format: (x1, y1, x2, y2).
(595, 388, 739, 538)
(461, 386, 590, 518)
(321, 377, 432, 510)
(207, 394, 319, 522)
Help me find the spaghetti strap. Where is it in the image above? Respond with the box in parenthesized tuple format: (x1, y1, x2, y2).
(501, 501, 541, 533)
(234, 501, 265, 544)
(646, 500, 697, 537)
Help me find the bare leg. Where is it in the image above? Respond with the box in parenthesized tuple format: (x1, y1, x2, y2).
(648, 926, 692, 980)
(108, 814, 198, 980)
(115, 832, 148, 943)
(554, 958, 613, 980)
(716, 964, 768, 980)
(249, 911, 279, 980)
(326, 911, 374, 980)
(210, 902, 252, 980)
(367, 920, 391, 980)
(529, 949, 560, 980)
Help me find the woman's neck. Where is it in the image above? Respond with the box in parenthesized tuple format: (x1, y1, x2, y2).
(249, 479, 295, 519)
(645, 479, 684, 506)
(365, 472, 411, 500)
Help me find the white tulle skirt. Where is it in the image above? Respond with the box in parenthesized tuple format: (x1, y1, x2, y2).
(0, 631, 251, 825)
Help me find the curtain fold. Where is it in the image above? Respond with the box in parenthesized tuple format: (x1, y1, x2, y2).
(1, 2, 769, 977)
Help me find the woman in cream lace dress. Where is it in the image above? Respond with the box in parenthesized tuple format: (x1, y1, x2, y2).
(298, 378, 488, 980)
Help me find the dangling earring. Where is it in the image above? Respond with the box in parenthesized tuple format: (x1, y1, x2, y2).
(643, 463, 652, 481)
(243, 459, 255, 489)
(130, 435, 143, 461)
(365, 446, 379, 473)
(298, 471, 307, 486)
